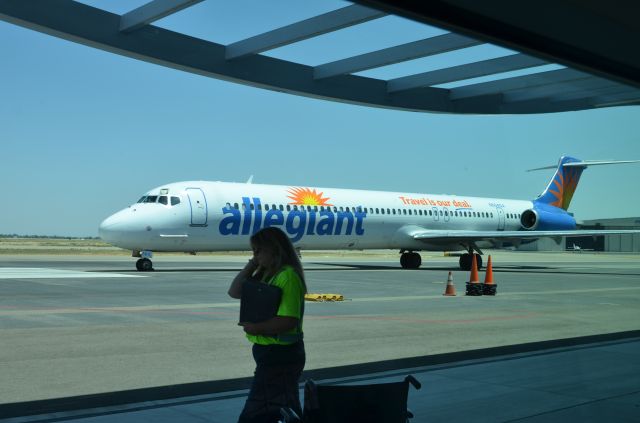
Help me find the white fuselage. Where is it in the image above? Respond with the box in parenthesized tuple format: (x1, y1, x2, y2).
(99, 181, 532, 253)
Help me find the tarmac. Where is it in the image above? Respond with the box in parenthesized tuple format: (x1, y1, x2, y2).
(1, 251, 639, 422)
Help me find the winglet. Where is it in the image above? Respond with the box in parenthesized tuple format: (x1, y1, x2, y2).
(246, 175, 254, 184)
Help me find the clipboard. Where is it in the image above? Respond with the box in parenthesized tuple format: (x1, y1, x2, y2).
(239, 279, 282, 324)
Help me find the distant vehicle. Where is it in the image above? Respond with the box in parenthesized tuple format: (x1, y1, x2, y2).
(567, 243, 594, 252)
(99, 156, 640, 271)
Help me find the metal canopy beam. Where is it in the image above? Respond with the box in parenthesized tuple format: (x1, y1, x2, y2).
(449, 68, 592, 100)
(120, 0, 203, 33)
(553, 85, 633, 103)
(225, 4, 386, 60)
(1, 0, 638, 115)
(313, 32, 481, 80)
(503, 77, 628, 103)
(0, 0, 455, 113)
(353, 0, 640, 89)
(388, 53, 548, 93)
(592, 91, 640, 108)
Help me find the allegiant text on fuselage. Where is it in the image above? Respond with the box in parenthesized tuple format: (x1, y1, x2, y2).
(219, 197, 366, 242)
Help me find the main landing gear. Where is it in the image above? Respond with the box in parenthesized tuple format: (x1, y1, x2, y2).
(458, 252, 483, 271)
(400, 251, 422, 269)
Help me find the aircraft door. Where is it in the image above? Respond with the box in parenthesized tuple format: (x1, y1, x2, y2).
(496, 207, 505, 231)
(186, 188, 208, 226)
(443, 208, 451, 222)
(432, 207, 439, 222)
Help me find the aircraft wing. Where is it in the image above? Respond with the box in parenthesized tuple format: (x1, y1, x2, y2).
(412, 229, 640, 243)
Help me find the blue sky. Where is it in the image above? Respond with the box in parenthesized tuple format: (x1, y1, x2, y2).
(1, 1, 639, 237)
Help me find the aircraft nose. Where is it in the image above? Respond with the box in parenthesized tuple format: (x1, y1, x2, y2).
(99, 209, 143, 246)
(99, 213, 123, 244)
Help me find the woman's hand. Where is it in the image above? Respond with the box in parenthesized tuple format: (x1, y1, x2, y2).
(228, 257, 259, 299)
(244, 258, 258, 273)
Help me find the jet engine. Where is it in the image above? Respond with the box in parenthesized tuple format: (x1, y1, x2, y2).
(520, 204, 576, 231)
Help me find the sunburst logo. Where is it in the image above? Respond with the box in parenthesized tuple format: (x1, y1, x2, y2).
(287, 187, 333, 206)
(546, 167, 581, 210)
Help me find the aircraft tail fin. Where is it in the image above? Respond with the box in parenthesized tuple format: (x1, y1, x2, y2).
(528, 156, 640, 211)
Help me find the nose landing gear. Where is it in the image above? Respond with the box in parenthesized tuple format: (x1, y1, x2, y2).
(133, 250, 154, 271)
(135, 258, 154, 271)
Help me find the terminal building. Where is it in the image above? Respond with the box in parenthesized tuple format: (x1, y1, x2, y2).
(518, 217, 640, 252)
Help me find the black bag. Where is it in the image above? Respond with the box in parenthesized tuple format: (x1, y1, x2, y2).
(239, 278, 282, 324)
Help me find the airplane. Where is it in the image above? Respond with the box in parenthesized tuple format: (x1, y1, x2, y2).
(567, 243, 594, 252)
(98, 156, 640, 271)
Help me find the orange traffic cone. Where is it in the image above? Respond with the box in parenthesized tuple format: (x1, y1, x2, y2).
(483, 255, 497, 296)
(443, 271, 456, 296)
(466, 254, 483, 296)
(469, 255, 479, 283)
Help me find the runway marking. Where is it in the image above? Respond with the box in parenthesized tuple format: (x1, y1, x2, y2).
(0, 268, 145, 279)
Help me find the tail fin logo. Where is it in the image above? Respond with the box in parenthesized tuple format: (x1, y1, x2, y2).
(536, 156, 585, 210)
(287, 187, 333, 206)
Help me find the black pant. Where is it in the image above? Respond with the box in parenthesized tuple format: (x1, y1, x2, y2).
(238, 341, 305, 423)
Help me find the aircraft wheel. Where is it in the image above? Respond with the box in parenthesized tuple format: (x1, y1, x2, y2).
(400, 252, 421, 269)
(475, 254, 483, 270)
(459, 254, 471, 271)
(400, 253, 410, 269)
(410, 252, 422, 268)
(136, 258, 153, 271)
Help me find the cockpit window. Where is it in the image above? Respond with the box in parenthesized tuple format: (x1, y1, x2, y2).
(137, 194, 180, 205)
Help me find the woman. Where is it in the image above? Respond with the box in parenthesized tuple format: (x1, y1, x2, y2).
(228, 227, 307, 423)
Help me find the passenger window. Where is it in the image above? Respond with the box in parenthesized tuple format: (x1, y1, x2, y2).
(280, 205, 284, 211)
(171, 196, 181, 206)
(158, 196, 168, 205)
(286, 205, 291, 211)
(250, 204, 255, 210)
